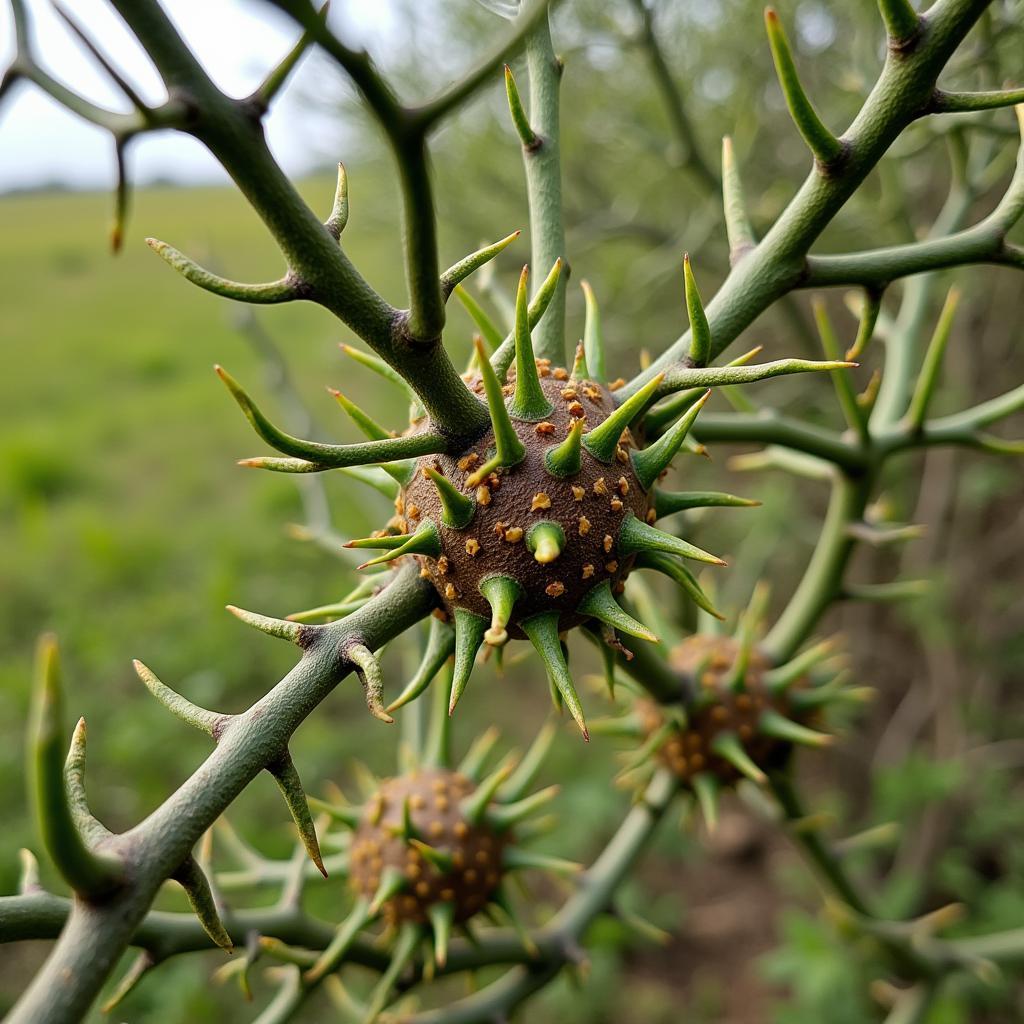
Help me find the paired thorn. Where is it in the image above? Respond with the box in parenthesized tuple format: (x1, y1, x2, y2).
(480, 575, 522, 647)
(520, 613, 588, 740)
(509, 266, 554, 421)
(582, 373, 666, 463)
(467, 336, 527, 487)
(632, 390, 711, 490)
(618, 514, 726, 566)
(423, 467, 476, 528)
(449, 609, 487, 715)
(544, 417, 585, 477)
(683, 256, 712, 366)
(577, 581, 658, 642)
(267, 751, 327, 877)
(352, 521, 442, 570)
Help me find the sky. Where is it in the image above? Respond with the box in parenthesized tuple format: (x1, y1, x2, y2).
(0, 0, 394, 191)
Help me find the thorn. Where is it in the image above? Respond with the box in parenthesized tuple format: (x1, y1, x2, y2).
(710, 732, 767, 784)
(654, 489, 760, 518)
(328, 387, 393, 442)
(369, 865, 409, 916)
(617, 514, 726, 566)
(907, 286, 961, 430)
(174, 856, 233, 951)
(449, 609, 487, 715)
(683, 256, 712, 366)
(467, 337, 526, 486)
(691, 772, 720, 832)
(582, 373, 666, 463)
(356, 521, 441, 570)
(409, 838, 454, 874)
(721, 136, 756, 262)
(226, 605, 305, 644)
(480, 575, 522, 647)
(499, 718, 558, 801)
(29, 635, 123, 898)
(580, 280, 607, 383)
(461, 758, 516, 826)
(18, 848, 41, 894)
(577, 581, 658, 642)
(634, 551, 724, 620)
(100, 950, 156, 1013)
(386, 794, 421, 842)
(586, 714, 645, 739)
(570, 340, 589, 382)
(429, 902, 455, 968)
(267, 751, 327, 876)
(503, 846, 583, 876)
(339, 343, 417, 403)
(759, 708, 834, 748)
(132, 660, 224, 736)
(521, 613, 589, 740)
(504, 64, 537, 147)
(346, 644, 394, 724)
(490, 886, 540, 957)
(441, 229, 521, 297)
(544, 417, 585, 477)
(527, 521, 565, 564)
(387, 616, 456, 713)
(305, 898, 374, 984)
(361, 922, 421, 1023)
(326, 161, 349, 237)
(455, 285, 504, 351)
(765, 638, 839, 692)
(632, 389, 711, 490)
(307, 795, 361, 830)
(487, 785, 560, 830)
(423, 467, 476, 528)
(458, 725, 502, 781)
(509, 266, 554, 421)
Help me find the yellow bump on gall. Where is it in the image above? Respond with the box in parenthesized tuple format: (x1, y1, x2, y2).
(444, 582, 458, 601)
(476, 485, 492, 506)
(593, 477, 608, 496)
(610, 498, 624, 513)
(420, 566, 431, 578)
(578, 516, 591, 536)
(536, 421, 556, 435)
(582, 564, 595, 579)
(407, 504, 421, 520)
(568, 401, 586, 418)
(531, 492, 552, 511)
(561, 387, 577, 400)
(603, 534, 614, 554)
(437, 556, 449, 575)
(604, 560, 618, 573)
(609, 377, 626, 391)
(504, 527, 524, 544)
(615, 446, 629, 464)
(583, 386, 601, 400)
(457, 453, 479, 472)
(572, 485, 585, 501)
(465, 538, 481, 556)
(553, 367, 569, 381)
(546, 582, 566, 597)
(493, 521, 507, 537)
(646, 509, 658, 524)
(617, 477, 630, 496)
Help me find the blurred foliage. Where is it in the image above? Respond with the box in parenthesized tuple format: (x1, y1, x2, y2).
(1, 0, 1023, 1020)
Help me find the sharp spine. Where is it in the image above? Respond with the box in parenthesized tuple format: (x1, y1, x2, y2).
(759, 708, 833, 748)
(423, 467, 476, 528)
(479, 575, 522, 647)
(355, 521, 441, 569)
(467, 336, 526, 486)
(582, 373, 665, 463)
(576, 581, 658, 642)
(449, 609, 487, 715)
(521, 613, 589, 740)
(267, 751, 327, 876)
(683, 255, 712, 366)
(710, 732, 767, 784)
(545, 417, 585, 477)
(691, 772, 720, 832)
(617, 514, 726, 566)
(634, 552, 724, 620)
(654, 489, 760, 516)
(509, 266, 554, 421)
(632, 389, 711, 490)
(387, 617, 456, 713)
(580, 280, 606, 383)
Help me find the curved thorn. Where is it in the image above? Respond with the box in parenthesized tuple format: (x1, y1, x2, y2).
(710, 732, 766, 784)
(765, 638, 838, 692)
(64, 718, 109, 841)
(387, 617, 456, 713)
(348, 644, 394, 724)
(409, 837, 454, 874)
(691, 773, 720, 832)
(759, 708, 833, 748)
(325, 160, 349, 238)
(307, 795, 361, 830)
(509, 266, 554, 421)
(654, 489, 760, 517)
(226, 605, 307, 644)
(479, 575, 522, 647)
(344, 533, 414, 551)
(721, 136, 756, 262)
(369, 865, 409, 916)
(18, 848, 41, 895)
(339, 343, 418, 403)
(442, 230, 521, 298)
(449, 609, 487, 715)
(174, 855, 233, 951)
(132, 660, 224, 736)
(504, 63, 537, 146)
(499, 718, 558, 801)
(267, 751, 327, 877)
(527, 521, 565, 564)
(636, 551, 724, 620)
(583, 374, 665, 463)
(455, 285, 504, 351)
(467, 337, 527, 486)
(490, 885, 540, 957)
(250, 1, 327, 112)
(327, 388, 393, 442)
(660, 357, 855, 395)
(147, 240, 297, 303)
(423, 467, 476, 528)
(580, 280, 606, 383)
(577, 581, 658, 642)
(101, 949, 156, 1013)
(429, 901, 455, 969)
(632, 389, 711, 490)
(617, 514, 726, 566)
(29, 636, 123, 898)
(521, 613, 588, 740)
(544, 417, 585, 477)
(683, 256, 711, 366)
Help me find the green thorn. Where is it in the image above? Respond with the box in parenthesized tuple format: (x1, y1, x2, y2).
(348, 644, 394, 724)
(29, 636, 123, 898)
(490, 886, 540, 958)
(618, 720, 676, 777)
(907, 286, 961, 430)
(175, 855, 233, 951)
(336, 464, 401, 499)
(479, 575, 522, 647)
(726, 581, 770, 692)
(617, 514, 726, 566)
(545, 418, 585, 477)
(227, 604, 309, 648)
(409, 837, 454, 875)
(491, 259, 565, 379)
(369, 865, 409, 915)
(499, 718, 558, 801)
(587, 713, 645, 739)
(441, 229, 520, 298)
(386, 794, 421, 842)
(710, 732, 767, 785)
(101, 950, 155, 1014)
(765, 638, 838, 693)
(654, 489, 760, 517)
(355, 521, 441, 570)
(449, 609, 487, 715)
(570, 340, 590, 382)
(305, 898, 373, 983)
(387, 617, 455, 713)
(461, 758, 516, 827)
(527, 521, 566, 565)
(683, 255, 712, 366)
(455, 285, 504, 352)
(328, 388, 392, 442)
(18, 848, 41, 895)
(764, 8, 844, 167)
(504, 64, 537, 146)
(458, 725, 502, 781)
(268, 751, 327, 877)
(344, 532, 414, 551)
(467, 336, 527, 487)
(691, 772, 720, 832)
(721, 136, 756, 262)
(582, 373, 665, 463)
(339, 344, 417, 405)
(308, 795, 361, 830)
(635, 552, 724, 621)
(580, 280, 607, 383)
(577, 581, 658, 642)
(362, 922, 421, 1024)
(429, 901, 455, 968)
(325, 161, 349, 237)
(132, 659, 224, 736)
(509, 265, 553, 421)
(521, 613, 589, 740)
(486, 784, 560, 831)
(759, 708, 834, 748)
(423, 467, 476, 529)
(503, 846, 583, 876)
(632, 389, 711, 490)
